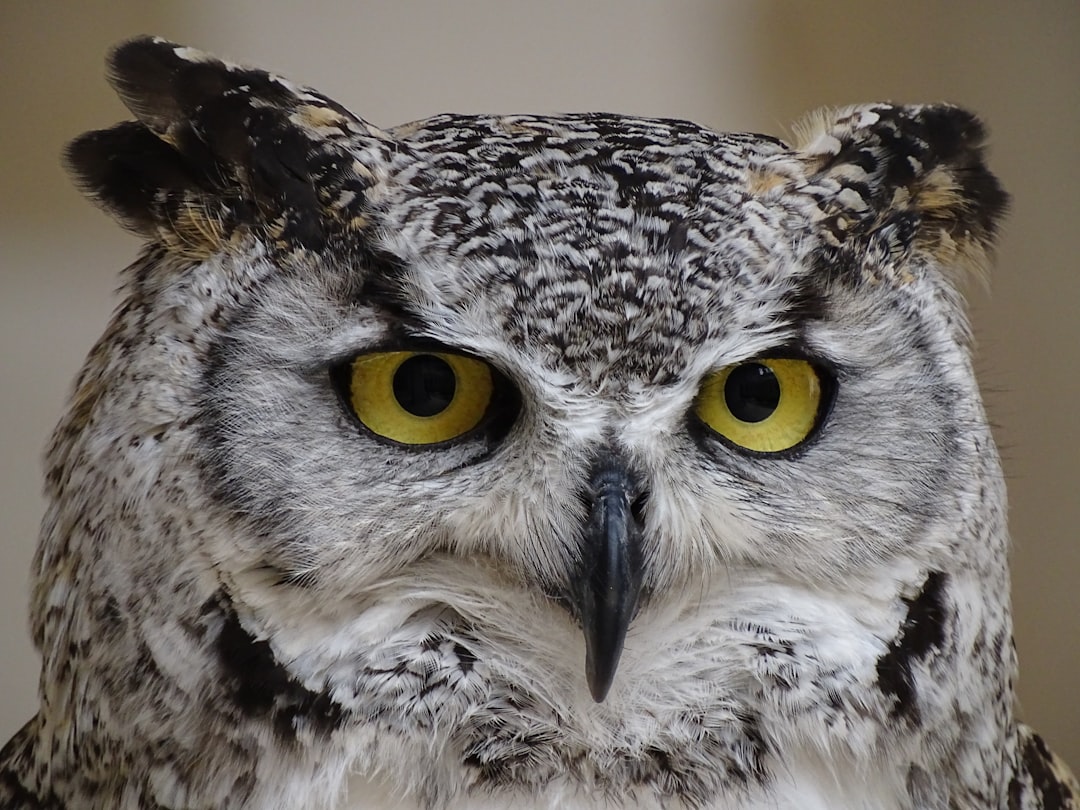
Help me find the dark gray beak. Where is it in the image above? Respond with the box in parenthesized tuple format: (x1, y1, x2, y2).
(575, 454, 646, 702)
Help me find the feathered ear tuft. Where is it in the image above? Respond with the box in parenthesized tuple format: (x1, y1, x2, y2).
(65, 36, 394, 257)
(791, 104, 1009, 283)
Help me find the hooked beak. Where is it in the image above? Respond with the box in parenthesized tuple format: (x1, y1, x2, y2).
(574, 455, 646, 703)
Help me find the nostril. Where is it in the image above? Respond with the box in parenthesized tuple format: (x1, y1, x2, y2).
(630, 491, 649, 524)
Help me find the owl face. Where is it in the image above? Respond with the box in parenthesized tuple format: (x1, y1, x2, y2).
(196, 108, 988, 678)
(46, 37, 1015, 805)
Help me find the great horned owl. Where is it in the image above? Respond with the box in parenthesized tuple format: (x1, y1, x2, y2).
(1, 36, 1076, 810)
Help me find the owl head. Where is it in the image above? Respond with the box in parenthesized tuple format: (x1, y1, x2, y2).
(40, 36, 1013, 804)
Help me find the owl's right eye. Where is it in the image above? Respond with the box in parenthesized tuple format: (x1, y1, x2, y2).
(333, 350, 507, 445)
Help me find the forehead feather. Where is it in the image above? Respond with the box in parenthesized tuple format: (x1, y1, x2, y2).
(364, 115, 808, 387)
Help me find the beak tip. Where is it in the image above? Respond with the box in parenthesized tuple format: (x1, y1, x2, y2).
(586, 660, 614, 703)
(583, 623, 626, 703)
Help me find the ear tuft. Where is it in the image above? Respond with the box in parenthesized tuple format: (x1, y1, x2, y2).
(66, 122, 200, 237)
(792, 104, 1009, 282)
(66, 36, 394, 255)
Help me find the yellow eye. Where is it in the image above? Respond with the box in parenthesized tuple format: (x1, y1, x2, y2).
(694, 358, 825, 453)
(343, 351, 495, 445)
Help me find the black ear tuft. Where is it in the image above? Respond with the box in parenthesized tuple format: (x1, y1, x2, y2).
(65, 121, 203, 237)
(67, 37, 394, 255)
(105, 36, 201, 137)
(793, 104, 1009, 282)
(106, 37, 310, 141)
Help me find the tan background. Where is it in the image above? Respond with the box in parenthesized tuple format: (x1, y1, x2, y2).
(1, 1, 1077, 771)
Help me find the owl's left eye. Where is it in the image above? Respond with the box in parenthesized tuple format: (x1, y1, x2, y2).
(336, 350, 499, 445)
(693, 358, 829, 453)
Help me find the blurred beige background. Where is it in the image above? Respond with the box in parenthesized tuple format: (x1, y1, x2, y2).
(1, 0, 1077, 770)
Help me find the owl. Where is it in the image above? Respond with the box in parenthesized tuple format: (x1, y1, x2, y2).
(1, 35, 1076, 810)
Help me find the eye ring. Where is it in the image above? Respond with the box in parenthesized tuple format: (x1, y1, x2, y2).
(335, 350, 501, 446)
(693, 357, 830, 454)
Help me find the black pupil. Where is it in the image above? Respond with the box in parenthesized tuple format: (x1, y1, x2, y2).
(393, 355, 457, 417)
(724, 363, 781, 423)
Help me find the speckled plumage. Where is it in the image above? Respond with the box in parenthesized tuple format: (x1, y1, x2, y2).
(1, 36, 1076, 810)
